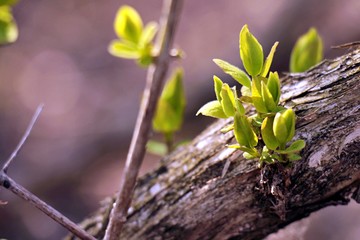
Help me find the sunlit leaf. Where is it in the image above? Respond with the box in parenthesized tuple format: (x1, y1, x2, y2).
(261, 81, 277, 112)
(213, 59, 251, 88)
(260, 41, 279, 77)
(108, 40, 140, 59)
(139, 21, 158, 47)
(114, 5, 143, 43)
(234, 113, 258, 148)
(220, 84, 236, 117)
(251, 77, 268, 113)
(273, 108, 296, 146)
(290, 27, 323, 73)
(239, 25, 264, 76)
(213, 75, 223, 102)
(261, 117, 279, 150)
(266, 72, 281, 104)
(196, 100, 227, 118)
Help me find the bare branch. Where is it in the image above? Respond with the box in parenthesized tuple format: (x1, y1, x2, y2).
(0, 173, 96, 240)
(104, 0, 184, 239)
(2, 104, 44, 173)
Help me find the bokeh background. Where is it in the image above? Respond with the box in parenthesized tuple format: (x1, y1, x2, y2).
(0, 0, 359, 239)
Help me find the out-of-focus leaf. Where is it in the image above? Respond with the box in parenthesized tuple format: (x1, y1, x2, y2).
(196, 100, 227, 118)
(260, 41, 279, 77)
(108, 40, 140, 59)
(139, 21, 158, 47)
(114, 5, 143, 43)
(290, 27, 323, 73)
(0, 0, 18, 7)
(213, 58, 251, 88)
(239, 24, 264, 76)
(0, 6, 18, 44)
(147, 140, 167, 156)
(153, 68, 186, 133)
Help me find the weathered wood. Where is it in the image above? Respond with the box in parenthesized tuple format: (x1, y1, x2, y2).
(68, 47, 360, 240)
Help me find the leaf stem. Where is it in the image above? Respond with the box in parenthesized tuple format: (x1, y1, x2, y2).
(104, 0, 183, 239)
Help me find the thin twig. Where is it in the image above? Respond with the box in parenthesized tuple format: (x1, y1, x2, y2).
(0, 106, 96, 239)
(2, 104, 44, 173)
(104, 0, 183, 239)
(0, 173, 96, 240)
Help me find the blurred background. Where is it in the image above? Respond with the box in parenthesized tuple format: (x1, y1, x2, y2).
(0, 0, 359, 239)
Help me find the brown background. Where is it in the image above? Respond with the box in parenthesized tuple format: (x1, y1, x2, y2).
(0, 0, 359, 239)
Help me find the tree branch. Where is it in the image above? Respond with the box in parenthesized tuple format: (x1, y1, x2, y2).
(104, 0, 183, 239)
(69, 47, 360, 240)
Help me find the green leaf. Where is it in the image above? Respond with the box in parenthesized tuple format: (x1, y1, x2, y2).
(196, 100, 227, 118)
(0, 0, 18, 7)
(234, 113, 258, 148)
(261, 81, 277, 112)
(220, 124, 234, 133)
(276, 139, 306, 154)
(220, 84, 236, 117)
(153, 68, 186, 133)
(273, 108, 296, 146)
(251, 77, 268, 113)
(147, 140, 167, 156)
(0, 6, 18, 44)
(108, 40, 140, 59)
(261, 117, 279, 150)
(114, 5, 143, 43)
(139, 21, 158, 47)
(227, 144, 259, 156)
(239, 25, 264, 76)
(260, 41, 279, 77)
(287, 153, 302, 161)
(137, 44, 153, 66)
(213, 75, 223, 102)
(266, 72, 281, 104)
(213, 59, 251, 88)
(290, 27, 323, 73)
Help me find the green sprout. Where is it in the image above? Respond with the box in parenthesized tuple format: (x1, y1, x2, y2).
(151, 68, 186, 153)
(197, 24, 306, 167)
(108, 5, 158, 66)
(290, 27, 323, 73)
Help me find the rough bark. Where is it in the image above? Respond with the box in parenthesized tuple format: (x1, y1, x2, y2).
(68, 47, 360, 240)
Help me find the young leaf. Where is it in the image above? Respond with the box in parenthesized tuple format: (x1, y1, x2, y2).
(251, 77, 268, 113)
(220, 84, 236, 117)
(290, 27, 323, 73)
(114, 5, 143, 44)
(234, 113, 258, 148)
(137, 44, 153, 66)
(273, 108, 296, 146)
(261, 81, 277, 112)
(260, 41, 279, 77)
(108, 40, 140, 59)
(266, 72, 281, 104)
(261, 117, 279, 150)
(147, 140, 167, 156)
(275, 139, 306, 154)
(239, 25, 264, 76)
(196, 100, 227, 118)
(153, 68, 186, 133)
(213, 59, 251, 88)
(232, 87, 245, 115)
(287, 153, 302, 161)
(139, 22, 158, 47)
(213, 75, 223, 102)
